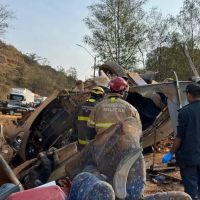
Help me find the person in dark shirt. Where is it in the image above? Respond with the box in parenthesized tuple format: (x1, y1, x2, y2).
(162, 83, 200, 200)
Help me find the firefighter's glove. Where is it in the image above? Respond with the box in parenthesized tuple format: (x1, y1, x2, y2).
(162, 152, 173, 164)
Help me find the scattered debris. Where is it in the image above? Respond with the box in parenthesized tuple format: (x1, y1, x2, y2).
(0, 62, 195, 199)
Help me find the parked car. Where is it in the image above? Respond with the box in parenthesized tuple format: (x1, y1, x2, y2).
(0, 100, 34, 115)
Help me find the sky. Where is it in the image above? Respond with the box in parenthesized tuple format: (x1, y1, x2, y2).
(1, 0, 184, 80)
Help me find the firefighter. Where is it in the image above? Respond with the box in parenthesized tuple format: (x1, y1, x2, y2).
(88, 77, 141, 135)
(68, 77, 145, 200)
(74, 86, 105, 147)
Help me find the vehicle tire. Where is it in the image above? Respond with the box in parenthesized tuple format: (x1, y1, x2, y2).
(99, 61, 127, 78)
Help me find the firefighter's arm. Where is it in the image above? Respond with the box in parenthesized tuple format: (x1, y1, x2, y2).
(87, 109, 96, 139)
(87, 108, 96, 128)
(129, 105, 142, 128)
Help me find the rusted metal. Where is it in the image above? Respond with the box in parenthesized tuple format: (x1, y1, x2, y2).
(2, 82, 190, 162)
(14, 143, 78, 181)
(0, 123, 14, 163)
(1, 61, 193, 164)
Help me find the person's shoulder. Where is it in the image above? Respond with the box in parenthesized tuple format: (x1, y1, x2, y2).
(93, 98, 107, 108)
(178, 103, 192, 115)
(179, 104, 188, 113)
(186, 100, 200, 112)
(180, 100, 200, 111)
(117, 97, 129, 105)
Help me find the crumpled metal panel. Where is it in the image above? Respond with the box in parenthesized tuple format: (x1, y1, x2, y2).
(129, 81, 191, 102)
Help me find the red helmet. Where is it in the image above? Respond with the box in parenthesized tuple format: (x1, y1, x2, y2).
(109, 77, 128, 92)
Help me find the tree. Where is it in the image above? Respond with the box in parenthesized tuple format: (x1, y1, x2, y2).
(169, 0, 200, 77)
(56, 66, 77, 89)
(142, 8, 172, 78)
(145, 8, 172, 52)
(84, 0, 147, 70)
(145, 0, 200, 80)
(67, 67, 77, 80)
(173, 0, 200, 49)
(0, 4, 13, 37)
(146, 42, 200, 81)
(25, 53, 50, 65)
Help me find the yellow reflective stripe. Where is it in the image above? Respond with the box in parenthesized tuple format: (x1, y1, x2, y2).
(110, 97, 116, 103)
(88, 119, 114, 128)
(78, 139, 89, 145)
(87, 98, 96, 103)
(78, 116, 89, 121)
(95, 122, 114, 128)
(88, 119, 95, 125)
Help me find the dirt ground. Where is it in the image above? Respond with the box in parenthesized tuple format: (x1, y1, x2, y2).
(144, 152, 183, 195)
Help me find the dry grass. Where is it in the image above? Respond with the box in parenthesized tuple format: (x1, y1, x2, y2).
(0, 40, 76, 99)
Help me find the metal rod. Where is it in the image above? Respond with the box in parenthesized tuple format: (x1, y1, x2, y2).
(76, 44, 97, 77)
(152, 127, 157, 170)
(173, 71, 182, 109)
(76, 44, 95, 59)
(0, 124, 4, 139)
(0, 154, 24, 190)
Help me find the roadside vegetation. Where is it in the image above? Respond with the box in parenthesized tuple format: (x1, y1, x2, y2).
(0, 40, 77, 99)
(84, 0, 200, 81)
(1, 0, 200, 99)
(0, 4, 77, 100)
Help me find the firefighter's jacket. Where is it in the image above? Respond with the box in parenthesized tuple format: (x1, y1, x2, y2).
(75, 98, 99, 145)
(88, 93, 141, 135)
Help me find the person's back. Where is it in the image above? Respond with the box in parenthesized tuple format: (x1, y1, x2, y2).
(88, 77, 141, 135)
(176, 100, 200, 166)
(88, 93, 141, 135)
(162, 83, 200, 199)
(69, 78, 144, 200)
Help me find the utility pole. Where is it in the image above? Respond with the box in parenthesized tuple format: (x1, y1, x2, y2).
(76, 44, 97, 77)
